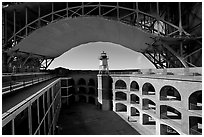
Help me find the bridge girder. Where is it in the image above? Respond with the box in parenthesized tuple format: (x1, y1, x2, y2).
(2, 2, 202, 72)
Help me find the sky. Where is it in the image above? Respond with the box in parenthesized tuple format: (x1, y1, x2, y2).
(48, 42, 155, 70)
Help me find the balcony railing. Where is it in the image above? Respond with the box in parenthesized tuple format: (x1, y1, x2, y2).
(115, 86, 127, 89)
(189, 128, 202, 135)
(160, 96, 180, 101)
(2, 75, 55, 95)
(189, 103, 202, 110)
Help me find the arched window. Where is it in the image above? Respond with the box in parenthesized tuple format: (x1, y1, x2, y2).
(160, 86, 181, 101)
(115, 91, 127, 101)
(189, 116, 202, 135)
(142, 83, 155, 95)
(160, 124, 180, 135)
(189, 90, 202, 110)
(88, 78, 95, 86)
(78, 78, 86, 85)
(130, 81, 139, 91)
(131, 107, 140, 116)
(143, 114, 155, 125)
(116, 103, 127, 112)
(130, 94, 139, 104)
(142, 98, 156, 113)
(115, 80, 127, 89)
(160, 105, 181, 119)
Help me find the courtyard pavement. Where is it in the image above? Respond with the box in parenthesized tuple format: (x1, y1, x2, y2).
(57, 103, 140, 135)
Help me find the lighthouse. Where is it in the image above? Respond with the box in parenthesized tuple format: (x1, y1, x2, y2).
(99, 51, 109, 74)
(97, 51, 112, 111)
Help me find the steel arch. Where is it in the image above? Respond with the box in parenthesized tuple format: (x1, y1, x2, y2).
(2, 2, 202, 72)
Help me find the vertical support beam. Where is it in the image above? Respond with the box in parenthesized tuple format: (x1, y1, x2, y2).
(178, 2, 182, 35)
(45, 58, 54, 70)
(25, 7, 28, 36)
(46, 59, 48, 68)
(51, 87, 55, 134)
(3, 9, 7, 45)
(38, 5, 41, 27)
(82, 2, 84, 15)
(28, 105, 32, 135)
(178, 2, 183, 57)
(12, 119, 15, 135)
(156, 2, 160, 35)
(116, 2, 119, 20)
(51, 2, 54, 21)
(98, 2, 101, 16)
(37, 98, 40, 135)
(13, 10, 16, 43)
(42, 94, 46, 134)
(66, 2, 69, 17)
(136, 2, 139, 25)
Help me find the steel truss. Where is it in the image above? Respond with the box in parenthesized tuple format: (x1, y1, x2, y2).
(2, 2, 202, 72)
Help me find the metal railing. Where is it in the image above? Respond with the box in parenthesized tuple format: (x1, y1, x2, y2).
(189, 103, 202, 110)
(160, 95, 181, 101)
(115, 86, 127, 89)
(189, 128, 202, 135)
(2, 75, 55, 95)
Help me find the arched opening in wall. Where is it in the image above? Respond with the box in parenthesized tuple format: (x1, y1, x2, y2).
(68, 87, 75, 95)
(78, 78, 86, 85)
(143, 113, 155, 125)
(189, 116, 202, 135)
(88, 78, 95, 86)
(160, 124, 180, 135)
(142, 98, 156, 113)
(189, 90, 202, 110)
(115, 91, 127, 101)
(116, 103, 127, 112)
(88, 87, 95, 95)
(130, 94, 139, 104)
(131, 107, 140, 116)
(160, 105, 181, 119)
(68, 95, 75, 105)
(160, 86, 181, 101)
(115, 80, 127, 89)
(130, 81, 139, 91)
(78, 95, 86, 103)
(68, 78, 75, 86)
(78, 87, 86, 94)
(88, 96, 95, 104)
(142, 83, 155, 95)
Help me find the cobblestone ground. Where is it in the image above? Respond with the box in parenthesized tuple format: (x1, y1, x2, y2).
(57, 103, 140, 135)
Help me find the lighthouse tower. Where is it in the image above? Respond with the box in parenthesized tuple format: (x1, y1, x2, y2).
(99, 51, 109, 74)
(97, 51, 112, 111)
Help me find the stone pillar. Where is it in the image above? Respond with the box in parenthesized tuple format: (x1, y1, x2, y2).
(181, 113, 189, 134)
(156, 120, 161, 135)
(97, 74, 112, 111)
(127, 92, 131, 116)
(139, 111, 143, 124)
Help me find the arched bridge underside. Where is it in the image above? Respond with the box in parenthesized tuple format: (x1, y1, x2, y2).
(2, 2, 202, 72)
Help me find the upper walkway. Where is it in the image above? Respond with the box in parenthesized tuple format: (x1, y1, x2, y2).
(2, 77, 58, 114)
